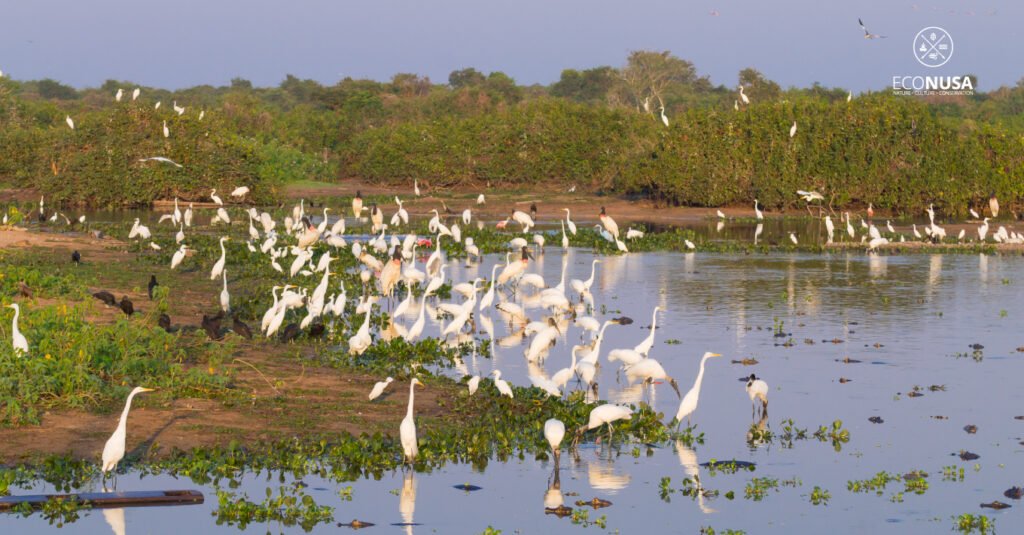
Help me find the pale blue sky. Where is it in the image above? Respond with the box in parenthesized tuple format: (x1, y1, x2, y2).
(1, 0, 1018, 91)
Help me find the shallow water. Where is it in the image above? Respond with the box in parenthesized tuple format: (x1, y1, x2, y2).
(5, 247, 1024, 533)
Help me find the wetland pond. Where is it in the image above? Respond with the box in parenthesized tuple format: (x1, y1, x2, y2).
(4, 238, 1024, 533)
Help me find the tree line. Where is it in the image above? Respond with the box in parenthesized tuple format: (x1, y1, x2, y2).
(1, 50, 1022, 215)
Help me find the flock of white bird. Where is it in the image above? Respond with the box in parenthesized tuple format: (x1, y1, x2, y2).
(6, 181, 1011, 483)
(6, 183, 780, 482)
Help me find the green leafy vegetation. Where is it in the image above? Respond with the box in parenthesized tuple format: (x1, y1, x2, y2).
(2, 52, 1023, 212)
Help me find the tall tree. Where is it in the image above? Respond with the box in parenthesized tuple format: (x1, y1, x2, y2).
(620, 51, 696, 111)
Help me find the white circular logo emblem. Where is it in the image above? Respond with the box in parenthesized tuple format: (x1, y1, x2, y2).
(914, 26, 953, 68)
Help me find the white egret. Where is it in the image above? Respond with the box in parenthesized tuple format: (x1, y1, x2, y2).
(101, 387, 155, 480)
(468, 375, 481, 395)
(738, 85, 749, 105)
(231, 186, 250, 198)
(162, 120, 169, 138)
(413, 179, 421, 196)
(989, 192, 999, 218)
(674, 352, 722, 427)
(754, 200, 763, 221)
(170, 245, 188, 270)
(563, 208, 577, 235)
(7, 304, 28, 356)
(368, 377, 394, 400)
(633, 306, 662, 356)
(659, 106, 669, 127)
(210, 189, 223, 206)
(561, 220, 569, 249)
(352, 190, 364, 218)
(479, 263, 502, 310)
(210, 237, 229, 280)
(400, 378, 424, 464)
(626, 228, 645, 240)
(789, 121, 797, 138)
(405, 295, 428, 341)
(492, 370, 514, 398)
(132, 87, 140, 100)
(477, 193, 485, 205)
(115, 88, 123, 102)
(348, 310, 373, 355)
(65, 115, 75, 130)
(570, 259, 600, 297)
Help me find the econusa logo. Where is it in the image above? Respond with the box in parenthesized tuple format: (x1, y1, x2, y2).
(892, 76, 974, 91)
(892, 26, 974, 96)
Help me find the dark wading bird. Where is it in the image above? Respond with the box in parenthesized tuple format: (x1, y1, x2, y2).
(119, 296, 134, 317)
(279, 323, 300, 342)
(17, 281, 33, 298)
(202, 312, 224, 340)
(92, 291, 117, 307)
(71, 250, 81, 264)
(232, 316, 253, 339)
(158, 313, 173, 333)
(147, 275, 158, 300)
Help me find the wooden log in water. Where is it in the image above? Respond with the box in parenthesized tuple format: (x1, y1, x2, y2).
(0, 490, 204, 510)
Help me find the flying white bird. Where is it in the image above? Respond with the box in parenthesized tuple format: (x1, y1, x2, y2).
(138, 157, 183, 168)
(858, 18, 887, 39)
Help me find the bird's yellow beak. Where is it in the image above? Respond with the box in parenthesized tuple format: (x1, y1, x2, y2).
(141, 388, 156, 392)
(710, 353, 722, 357)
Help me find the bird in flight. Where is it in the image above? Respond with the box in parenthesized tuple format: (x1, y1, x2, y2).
(859, 18, 887, 39)
(138, 157, 183, 168)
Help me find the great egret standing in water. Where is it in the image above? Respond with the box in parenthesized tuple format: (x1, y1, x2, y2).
(101, 387, 155, 486)
(674, 352, 722, 428)
(400, 378, 424, 464)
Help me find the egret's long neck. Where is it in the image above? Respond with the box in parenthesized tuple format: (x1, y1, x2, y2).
(692, 356, 710, 391)
(220, 240, 226, 257)
(118, 391, 139, 431)
(11, 307, 20, 335)
(589, 261, 597, 282)
(406, 383, 416, 418)
(651, 309, 659, 331)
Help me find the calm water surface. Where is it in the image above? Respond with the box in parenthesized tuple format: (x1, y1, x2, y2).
(5, 243, 1024, 534)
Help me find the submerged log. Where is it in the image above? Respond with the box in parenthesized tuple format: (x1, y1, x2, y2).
(0, 490, 204, 510)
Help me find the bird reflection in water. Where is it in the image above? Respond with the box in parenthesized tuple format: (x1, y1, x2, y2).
(745, 413, 770, 450)
(103, 508, 125, 535)
(586, 446, 631, 493)
(395, 471, 417, 534)
(676, 441, 716, 514)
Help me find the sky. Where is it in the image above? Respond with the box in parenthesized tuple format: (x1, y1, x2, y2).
(1, 0, 1020, 92)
